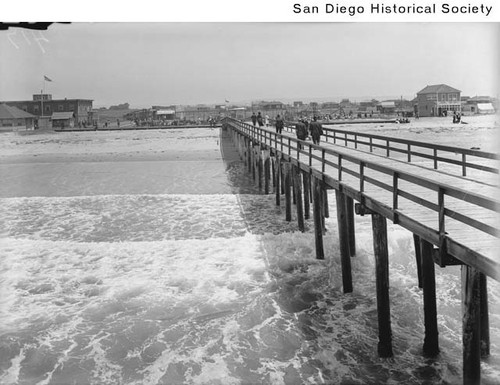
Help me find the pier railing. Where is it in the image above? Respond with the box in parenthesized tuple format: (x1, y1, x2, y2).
(280, 121, 499, 178)
(225, 117, 500, 280)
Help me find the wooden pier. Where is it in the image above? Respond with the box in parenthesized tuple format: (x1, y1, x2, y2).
(222, 117, 499, 385)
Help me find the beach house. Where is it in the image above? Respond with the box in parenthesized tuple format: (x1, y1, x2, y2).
(416, 84, 461, 117)
(0, 103, 35, 130)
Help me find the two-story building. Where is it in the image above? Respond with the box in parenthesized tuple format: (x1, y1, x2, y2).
(2, 94, 94, 125)
(416, 84, 461, 117)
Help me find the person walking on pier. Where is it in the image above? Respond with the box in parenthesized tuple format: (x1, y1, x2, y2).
(309, 116, 324, 145)
(265, 114, 270, 127)
(275, 114, 284, 134)
(251, 112, 257, 126)
(295, 119, 308, 150)
(257, 112, 264, 127)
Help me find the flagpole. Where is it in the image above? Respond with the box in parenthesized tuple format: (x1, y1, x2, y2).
(41, 81, 44, 118)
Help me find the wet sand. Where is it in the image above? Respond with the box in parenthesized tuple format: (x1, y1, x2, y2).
(0, 127, 229, 197)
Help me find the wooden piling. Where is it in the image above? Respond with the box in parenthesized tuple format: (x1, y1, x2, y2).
(346, 196, 356, 257)
(420, 239, 439, 357)
(251, 145, 256, 181)
(264, 150, 271, 195)
(312, 177, 324, 259)
(281, 161, 285, 195)
(247, 140, 252, 172)
(303, 171, 311, 220)
(284, 162, 292, 222)
(257, 147, 263, 190)
(479, 273, 490, 358)
(271, 155, 276, 188)
(335, 189, 353, 293)
(275, 156, 281, 206)
(462, 265, 481, 385)
(413, 234, 423, 288)
(320, 186, 325, 233)
(323, 187, 330, 218)
(371, 212, 393, 358)
(293, 165, 305, 232)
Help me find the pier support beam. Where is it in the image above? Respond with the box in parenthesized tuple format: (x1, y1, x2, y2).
(480, 273, 490, 358)
(462, 265, 481, 385)
(271, 155, 276, 188)
(251, 144, 256, 181)
(303, 171, 311, 220)
(346, 196, 356, 257)
(275, 156, 281, 206)
(284, 162, 292, 222)
(413, 234, 423, 288)
(335, 189, 353, 293)
(313, 177, 324, 259)
(321, 185, 327, 233)
(323, 186, 329, 218)
(293, 165, 305, 232)
(264, 150, 271, 195)
(257, 147, 263, 190)
(421, 239, 439, 357)
(247, 140, 252, 173)
(371, 212, 393, 358)
(281, 161, 285, 195)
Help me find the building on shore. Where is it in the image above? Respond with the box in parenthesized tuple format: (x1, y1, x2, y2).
(1, 94, 93, 128)
(0, 103, 36, 129)
(461, 96, 497, 115)
(51, 112, 76, 129)
(416, 84, 461, 117)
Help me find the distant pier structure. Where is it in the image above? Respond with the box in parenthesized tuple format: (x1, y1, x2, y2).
(222, 117, 499, 385)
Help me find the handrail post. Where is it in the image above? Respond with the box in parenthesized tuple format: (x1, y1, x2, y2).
(386, 139, 390, 157)
(370, 137, 373, 152)
(338, 153, 342, 181)
(433, 148, 438, 169)
(407, 144, 411, 162)
(393, 172, 399, 224)
(462, 154, 467, 176)
(438, 187, 446, 263)
(322, 148, 326, 173)
(360, 162, 365, 192)
(355, 134, 358, 149)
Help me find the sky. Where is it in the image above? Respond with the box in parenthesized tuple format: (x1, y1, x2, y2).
(1, 23, 499, 108)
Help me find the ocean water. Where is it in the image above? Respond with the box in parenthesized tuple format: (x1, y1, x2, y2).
(0, 125, 499, 385)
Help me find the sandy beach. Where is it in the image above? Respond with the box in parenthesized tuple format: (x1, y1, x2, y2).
(0, 127, 223, 164)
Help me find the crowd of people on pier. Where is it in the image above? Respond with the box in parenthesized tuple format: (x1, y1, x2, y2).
(250, 111, 325, 148)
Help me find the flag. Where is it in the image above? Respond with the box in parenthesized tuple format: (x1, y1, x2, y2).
(44, 75, 53, 82)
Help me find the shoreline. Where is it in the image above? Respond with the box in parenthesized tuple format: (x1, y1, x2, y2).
(0, 150, 223, 164)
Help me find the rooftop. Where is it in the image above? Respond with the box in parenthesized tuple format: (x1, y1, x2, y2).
(0, 103, 35, 119)
(417, 84, 461, 94)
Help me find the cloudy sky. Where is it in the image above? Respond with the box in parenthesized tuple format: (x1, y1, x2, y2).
(1, 23, 498, 108)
